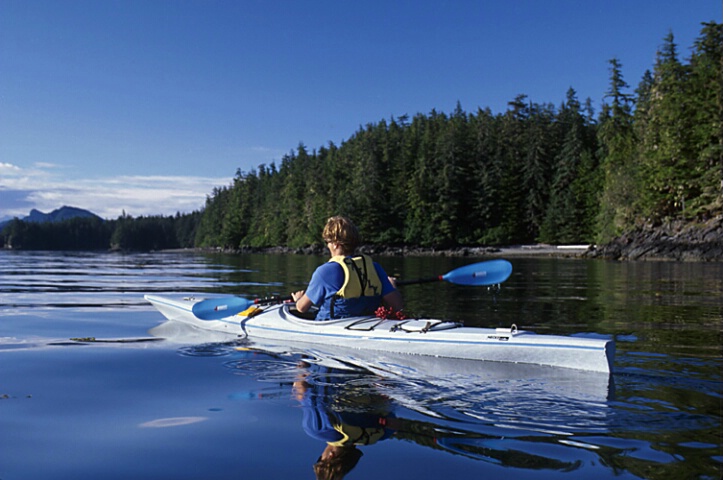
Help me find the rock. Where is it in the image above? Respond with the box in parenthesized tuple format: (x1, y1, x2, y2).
(585, 215, 723, 261)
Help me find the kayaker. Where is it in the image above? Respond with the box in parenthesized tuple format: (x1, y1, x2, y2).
(293, 361, 396, 480)
(291, 216, 403, 319)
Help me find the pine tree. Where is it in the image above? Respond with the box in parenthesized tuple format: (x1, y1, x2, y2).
(540, 88, 599, 243)
(638, 32, 696, 218)
(597, 59, 638, 242)
(522, 101, 556, 241)
(687, 22, 723, 214)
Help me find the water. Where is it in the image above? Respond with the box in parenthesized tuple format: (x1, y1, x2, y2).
(1, 250, 721, 479)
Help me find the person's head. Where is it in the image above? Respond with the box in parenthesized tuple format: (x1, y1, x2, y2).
(313, 445, 363, 480)
(322, 216, 360, 255)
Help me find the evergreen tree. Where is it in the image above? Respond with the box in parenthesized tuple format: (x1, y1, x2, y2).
(468, 107, 503, 243)
(522, 101, 556, 241)
(637, 32, 696, 218)
(378, 117, 408, 244)
(489, 95, 528, 244)
(597, 58, 638, 242)
(687, 22, 723, 214)
(540, 88, 599, 243)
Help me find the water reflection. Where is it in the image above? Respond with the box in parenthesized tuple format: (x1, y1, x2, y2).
(294, 363, 386, 479)
(292, 360, 608, 478)
(216, 343, 616, 477)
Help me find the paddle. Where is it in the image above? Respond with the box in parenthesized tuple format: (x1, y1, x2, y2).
(192, 295, 292, 321)
(395, 259, 513, 286)
(192, 259, 513, 320)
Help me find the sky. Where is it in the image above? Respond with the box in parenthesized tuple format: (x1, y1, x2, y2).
(0, 0, 720, 221)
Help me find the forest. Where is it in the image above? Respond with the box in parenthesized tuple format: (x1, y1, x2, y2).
(2, 22, 721, 251)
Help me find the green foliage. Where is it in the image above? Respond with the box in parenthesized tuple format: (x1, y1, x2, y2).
(111, 215, 185, 251)
(687, 22, 723, 214)
(2, 217, 113, 250)
(1, 211, 200, 252)
(194, 93, 603, 248)
(540, 88, 600, 243)
(596, 58, 639, 242)
(604, 23, 723, 234)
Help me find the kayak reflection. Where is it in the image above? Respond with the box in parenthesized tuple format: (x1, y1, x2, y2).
(222, 341, 615, 477)
(157, 321, 615, 475)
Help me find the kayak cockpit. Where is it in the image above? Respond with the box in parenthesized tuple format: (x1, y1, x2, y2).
(279, 304, 463, 333)
(346, 317, 463, 333)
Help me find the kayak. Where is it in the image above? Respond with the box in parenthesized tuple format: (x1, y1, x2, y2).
(144, 294, 615, 373)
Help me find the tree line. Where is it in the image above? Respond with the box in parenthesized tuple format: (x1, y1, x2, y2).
(2, 22, 720, 251)
(0, 211, 202, 251)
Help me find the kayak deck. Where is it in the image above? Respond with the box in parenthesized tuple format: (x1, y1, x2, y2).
(144, 294, 614, 373)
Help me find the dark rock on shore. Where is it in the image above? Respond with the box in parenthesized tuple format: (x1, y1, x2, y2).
(585, 215, 723, 262)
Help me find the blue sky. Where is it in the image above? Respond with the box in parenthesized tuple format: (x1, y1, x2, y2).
(1, 0, 719, 220)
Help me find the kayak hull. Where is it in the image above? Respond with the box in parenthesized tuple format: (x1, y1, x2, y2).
(144, 294, 614, 373)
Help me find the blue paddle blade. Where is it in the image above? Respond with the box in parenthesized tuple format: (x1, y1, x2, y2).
(442, 259, 513, 286)
(192, 296, 254, 320)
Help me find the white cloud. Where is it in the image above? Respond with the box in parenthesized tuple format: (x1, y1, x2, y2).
(0, 166, 232, 220)
(0, 162, 22, 172)
(33, 162, 63, 169)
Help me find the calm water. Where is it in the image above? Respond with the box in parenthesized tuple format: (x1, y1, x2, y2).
(0, 250, 721, 480)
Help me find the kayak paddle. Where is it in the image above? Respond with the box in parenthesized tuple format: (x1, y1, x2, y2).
(192, 295, 292, 321)
(395, 259, 513, 286)
(192, 259, 513, 320)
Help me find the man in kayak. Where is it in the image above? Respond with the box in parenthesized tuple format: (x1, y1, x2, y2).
(291, 216, 403, 319)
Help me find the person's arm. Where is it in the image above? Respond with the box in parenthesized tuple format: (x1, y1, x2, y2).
(291, 290, 314, 313)
(378, 268, 404, 312)
(382, 289, 403, 311)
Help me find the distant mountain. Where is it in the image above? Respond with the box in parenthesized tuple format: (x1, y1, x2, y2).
(0, 206, 102, 230)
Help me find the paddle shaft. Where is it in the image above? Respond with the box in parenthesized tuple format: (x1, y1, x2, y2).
(251, 295, 293, 306)
(396, 276, 443, 286)
(235, 295, 294, 305)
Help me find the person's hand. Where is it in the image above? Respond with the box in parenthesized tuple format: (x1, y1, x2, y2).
(291, 290, 313, 313)
(387, 276, 397, 288)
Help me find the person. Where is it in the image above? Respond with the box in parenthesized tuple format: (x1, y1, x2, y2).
(291, 216, 403, 320)
(293, 361, 397, 480)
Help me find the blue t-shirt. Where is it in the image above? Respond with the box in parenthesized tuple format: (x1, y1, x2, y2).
(301, 365, 393, 445)
(304, 259, 396, 320)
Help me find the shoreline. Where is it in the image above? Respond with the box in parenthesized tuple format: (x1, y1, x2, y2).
(191, 215, 723, 262)
(6, 216, 720, 262)
(185, 243, 593, 259)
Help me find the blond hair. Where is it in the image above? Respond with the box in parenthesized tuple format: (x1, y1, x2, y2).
(313, 446, 362, 480)
(322, 216, 360, 254)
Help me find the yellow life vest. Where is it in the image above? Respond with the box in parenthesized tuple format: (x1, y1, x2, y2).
(329, 422, 386, 447)
(328, 255, 383, 298)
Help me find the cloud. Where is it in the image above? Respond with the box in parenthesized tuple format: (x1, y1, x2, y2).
(0, 164, 232, 220)
(0, 162, 22, 172)
(33, 162, 63, 169)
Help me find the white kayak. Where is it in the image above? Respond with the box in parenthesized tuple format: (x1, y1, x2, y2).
(144, 294, 614, 373)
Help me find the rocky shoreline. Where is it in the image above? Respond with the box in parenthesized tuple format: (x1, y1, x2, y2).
(220, 216, 722, 262)
(584, 215, 723, 262)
